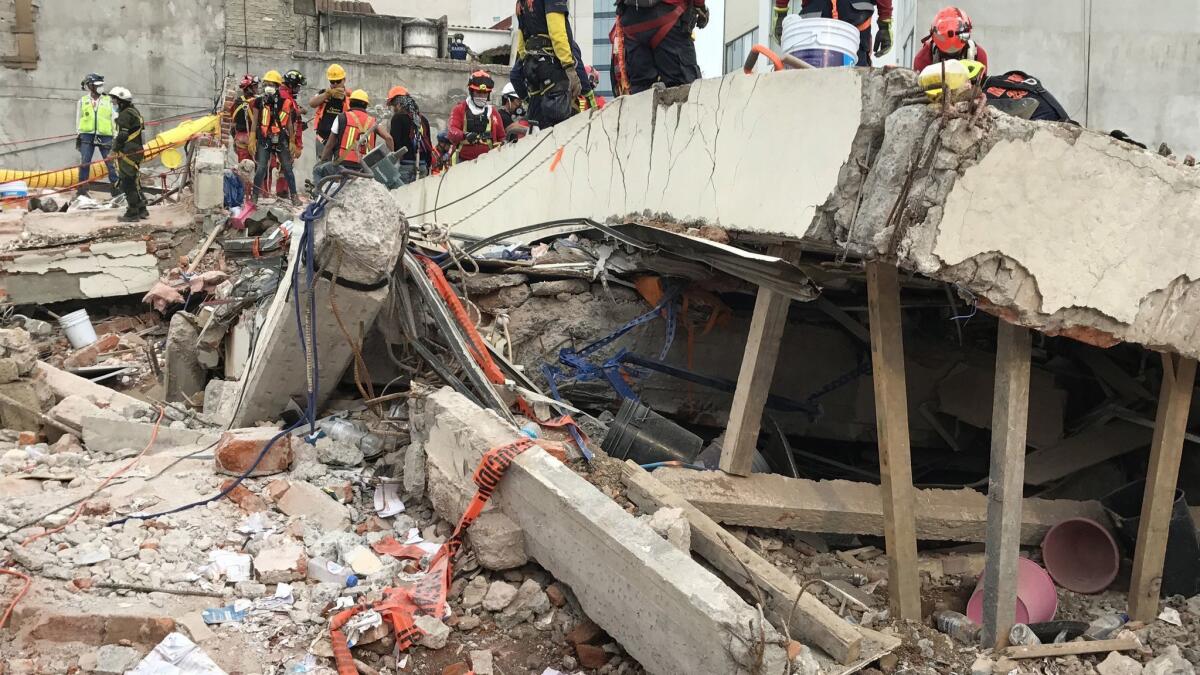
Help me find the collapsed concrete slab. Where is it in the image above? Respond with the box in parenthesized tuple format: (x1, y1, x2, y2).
(394, 67, 1200, 359)
(412, 387, 788, 675)
(231, 180, 404, 426)
(650, 468, 1107, 545)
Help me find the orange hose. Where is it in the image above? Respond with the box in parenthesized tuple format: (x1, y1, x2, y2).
(0, 567, 31, 630)
(744, 44, 785, 74)
(21, 408, 165, 548)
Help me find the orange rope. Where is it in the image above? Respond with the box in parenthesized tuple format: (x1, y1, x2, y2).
(0, 567, 31, 630)
(21, 408, 165, 548)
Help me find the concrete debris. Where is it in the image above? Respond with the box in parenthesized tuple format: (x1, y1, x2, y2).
(94, 644, 144, 674)
(275, 479, 351, 531)
(462, 575, 489, 608)
(469, 649, 495, 675)
(413, 614, 450, 650)
(1097, 652, 1145, 675)
(645, 507, 691, 553)
(452, 272, 528, 295)
(0, 328, 38, 376)
(253, 541, 307, 583)
(1144, 646, 1194, 675)
(530, 279, 590, 297)
(164, 312, 206, 403)
(482, 580, 518, 612)
(315, 435, 364, 467)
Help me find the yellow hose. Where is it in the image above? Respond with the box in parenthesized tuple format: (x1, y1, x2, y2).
(0, 114, 221, 189)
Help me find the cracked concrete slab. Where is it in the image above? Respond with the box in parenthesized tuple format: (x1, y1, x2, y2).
(397, 67, 1200, 357)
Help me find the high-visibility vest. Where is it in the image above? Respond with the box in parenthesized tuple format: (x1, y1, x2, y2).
(78, 94, 115, 136)
(338, 109, 376, 164)
(259, 98, 296, 137)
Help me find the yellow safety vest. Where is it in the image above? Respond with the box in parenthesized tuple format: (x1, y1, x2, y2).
(78, 94, 115, 136)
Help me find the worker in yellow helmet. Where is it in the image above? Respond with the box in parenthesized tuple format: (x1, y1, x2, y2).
(252, 70, 301, 203)
(313, 89, 393, 186)
(308, 63, 349, 157)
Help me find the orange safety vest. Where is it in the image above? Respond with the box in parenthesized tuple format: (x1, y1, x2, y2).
(259, 98, 294, 137)
(338, 109, 377, 164)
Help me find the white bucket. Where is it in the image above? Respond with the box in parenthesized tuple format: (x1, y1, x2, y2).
(780, 16, 861, 68)
(59, 309, 98, 349)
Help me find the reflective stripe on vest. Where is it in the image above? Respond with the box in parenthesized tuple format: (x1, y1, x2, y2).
(260, 101, 292, 135)
(338, 109, 376, 164)
(451, 107, 496, 165)
(78, 95, 115, 136)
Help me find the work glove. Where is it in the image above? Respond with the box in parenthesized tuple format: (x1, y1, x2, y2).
(874, 18, 894, 58)
(565, 66, 582, 100)
(773, 6, 788, 42)
(695, 5, 710, 29)
(466, 132, 481, 144)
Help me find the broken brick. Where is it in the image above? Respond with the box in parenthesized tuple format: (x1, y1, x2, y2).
(17, 431, 38, 446)
(566, 619, 604, 646)
(441, 663, 471, 675)
(575, 644, 610, 669)
(266, 478, 291, 502)
(333, 480, 354, 503)
(220, 478, 268, 512)
(546, 583, 566, 608)
(356, 516, 391, 534)
(63, 333, 120, 369)
(253, 542, 307, 583)
(80, 500, 111, 517)
(214, 427, 293, 477)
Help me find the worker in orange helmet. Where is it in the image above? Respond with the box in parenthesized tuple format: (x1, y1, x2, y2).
(913, 6, 989, 78)
(386, 85, 435, 181)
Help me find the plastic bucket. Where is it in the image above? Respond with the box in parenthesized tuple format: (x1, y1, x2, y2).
(966, 557, 1058, 625)
(601, 399, 704, 465)
(58, 309, 98, 349)
(1102, 479, 1200, 597)
(1041, 518, 1121, 593)
(780, 16, 860, 68)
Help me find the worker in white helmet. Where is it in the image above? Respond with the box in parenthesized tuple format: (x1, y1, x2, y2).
(107, 86, 146, 222)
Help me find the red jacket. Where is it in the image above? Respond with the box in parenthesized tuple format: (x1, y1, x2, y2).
(913, 40, 989, 76)
(447, 101, 506, 163)
(776, 0, 892, 22)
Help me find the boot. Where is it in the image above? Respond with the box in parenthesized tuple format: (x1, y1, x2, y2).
(137, 208, 150, 220)
(118, 211, 141, 223)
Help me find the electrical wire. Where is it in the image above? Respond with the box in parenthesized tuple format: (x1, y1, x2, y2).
(0, 567, 31, 631)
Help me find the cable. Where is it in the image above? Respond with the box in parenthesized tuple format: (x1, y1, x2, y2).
(0, 567, 31, 631)
(23, 408, 164, 545)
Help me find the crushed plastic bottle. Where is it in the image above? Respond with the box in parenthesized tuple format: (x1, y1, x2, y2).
(1084, 613, 1129, 640)
(317, 417, 385, 458)
(932, 610, 982, 645)
(307, 557, 359, 587)
(1008, 624, 1041, 646)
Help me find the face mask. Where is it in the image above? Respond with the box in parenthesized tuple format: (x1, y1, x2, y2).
(263, 85, 278, 96)
(94, 84, 105, 94)
(471, 96, 489, 108)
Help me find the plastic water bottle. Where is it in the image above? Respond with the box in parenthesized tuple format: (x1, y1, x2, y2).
(1008, 624, 1041, 646)
(1085, 613, 1129, 640)
(307, 557, 359, 587)
(933, 610, 982, 645)
(317, 418, 384, 458)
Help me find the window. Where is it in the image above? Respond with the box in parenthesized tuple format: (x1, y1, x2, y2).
(594, 15, 617, 37)
(592, 41, 612, 65)
(594, 0, 617, 11)
(901, 30, 915, 69)
(724, 29, 758, 74)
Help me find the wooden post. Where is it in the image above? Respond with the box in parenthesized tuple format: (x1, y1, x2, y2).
(981, 322, 1032, 649)
(1128, 353, 1196, 621)
(865, 261, 921, 619)
(720, 287, 792, 476)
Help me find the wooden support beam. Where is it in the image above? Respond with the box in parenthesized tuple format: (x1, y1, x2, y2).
(720, 285, 792, 476)
(622, 461, 863, 665)
(980, 322, 1032, 650)
(1128, 353, 1196, 621)
(1004, 638, 1139, 660)
(865, 261, 921, 620)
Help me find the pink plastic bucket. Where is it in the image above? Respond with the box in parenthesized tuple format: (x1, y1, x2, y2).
(966, 557, 1058, 624)
(1041, 518, 1120, 594)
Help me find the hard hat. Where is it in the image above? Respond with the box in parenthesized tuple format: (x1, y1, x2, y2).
(930, 6, 972, 54)
(81, 73, 104, 90)
(108, 86, 133, 102)
(262, 70, 284, 85)
(468, 70, 494, 94)
(239, 74, 259, 90)
(326, 63, 347, 81)
(387, 85, 409, 101)
(501, 82, 519, 101)
(349, 89, 370, 104)
(283, 69, 307, 88)
(584, 65, 600, 89)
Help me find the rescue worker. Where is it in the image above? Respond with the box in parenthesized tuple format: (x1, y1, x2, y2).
(228, 75, 258, 162)
(276, 69, 308, 197)
(515, 0, 584, 129)
(913, 6, 988, 77)
(252, 70, 300, 202)
(447, 71, 506, 164)
(772, 0, 893, 68)
(611, 0, 708, 96)
(448, 33, 470, 61)
(75, 73, 118, 196)
(309, 64, 349, 157)
(434, 130, 453, 172)
(313, 89, 393, 184)
(499, 82, 525, 129)
(387, 85, 435, 182)
(108, 87, 146, 222)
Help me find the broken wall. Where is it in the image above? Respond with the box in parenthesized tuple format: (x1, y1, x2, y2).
(394, 67, 1200, 360)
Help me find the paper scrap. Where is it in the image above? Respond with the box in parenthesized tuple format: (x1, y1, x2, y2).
(373, 479, 405, 517)
(128, 632, 227, 675)
(1158, 607, 1183, 626)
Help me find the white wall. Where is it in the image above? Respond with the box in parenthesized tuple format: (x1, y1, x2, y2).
(915, 0, 1200, 155)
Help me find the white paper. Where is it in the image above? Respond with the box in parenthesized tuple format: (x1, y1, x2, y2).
(373, 480, 406, 518)
(208, 550, 252, 583)
(1158, 607, 1183, 626)
(128, 632, 227, 675)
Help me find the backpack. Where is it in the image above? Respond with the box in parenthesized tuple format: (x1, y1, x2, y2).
(984, 70, 1072, 123)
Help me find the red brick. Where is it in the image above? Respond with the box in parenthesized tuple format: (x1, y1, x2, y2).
(214, 427, 293, 477)
(266, 479, 291, 501)
(80, 500, 111, 516)
(575, 644, 610, 669)
(441, 664, 470, 675)
(333, 481, 354, 503)
(566, 619, 604, 646)
(17, 431, 38, 446)
(63, 333, 120, 369)
(71, 578, 93, 590)
(546, 583, 566, 608)
(357, 516, 390, 534)
(220, 479, 268, 512)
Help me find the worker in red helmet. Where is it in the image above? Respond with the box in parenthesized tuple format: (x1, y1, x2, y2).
(447, 71, 506, 165)
(913, 6, 989, 77)
(773, 0, 894, 67)
(229, 75, 259, 162)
